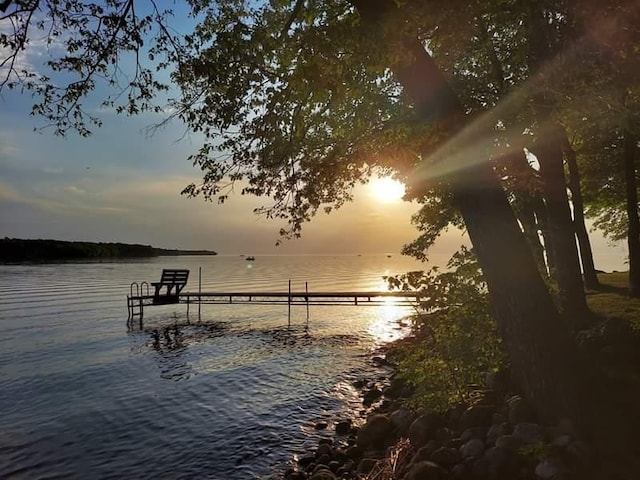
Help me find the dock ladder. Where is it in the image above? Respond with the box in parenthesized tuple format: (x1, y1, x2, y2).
(128, 281, 149, 323)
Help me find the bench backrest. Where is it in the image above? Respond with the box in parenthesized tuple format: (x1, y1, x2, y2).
(159, 269, 189, 286)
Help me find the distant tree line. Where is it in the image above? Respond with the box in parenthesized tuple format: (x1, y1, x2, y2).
(0, 238, 217, 262)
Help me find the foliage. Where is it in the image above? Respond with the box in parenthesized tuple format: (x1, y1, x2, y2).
(0, 0, 185, 136)
(386, 247, 505, 411)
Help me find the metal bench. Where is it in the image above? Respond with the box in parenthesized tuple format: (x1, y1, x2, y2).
(151, 269, 189, 305)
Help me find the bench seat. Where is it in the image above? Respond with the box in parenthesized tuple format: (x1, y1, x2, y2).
(151, 269, 189, 304)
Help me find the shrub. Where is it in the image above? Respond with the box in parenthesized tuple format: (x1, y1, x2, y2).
(386, 247, 505, 411)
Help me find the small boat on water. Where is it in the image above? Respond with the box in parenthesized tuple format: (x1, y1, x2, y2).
(245, 256, 256, 261)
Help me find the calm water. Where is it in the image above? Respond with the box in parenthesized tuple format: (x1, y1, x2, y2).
(0, 255, 424, 479)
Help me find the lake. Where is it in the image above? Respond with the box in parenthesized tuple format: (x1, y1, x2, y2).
(0, 254, 424, 479)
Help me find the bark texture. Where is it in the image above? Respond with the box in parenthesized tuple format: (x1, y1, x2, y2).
(623, 127, 640, 297)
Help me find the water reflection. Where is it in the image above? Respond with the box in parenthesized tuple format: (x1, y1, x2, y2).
(367, 302, 412, 345)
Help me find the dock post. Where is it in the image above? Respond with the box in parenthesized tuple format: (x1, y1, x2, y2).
(198, 267, 202, 320)
(305, 281, 309, 323)
(288, 279, 291, 327)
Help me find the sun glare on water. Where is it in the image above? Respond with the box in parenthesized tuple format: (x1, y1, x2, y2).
(370, 177, 406, 203)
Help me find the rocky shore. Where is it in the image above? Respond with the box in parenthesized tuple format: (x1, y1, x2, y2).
(277, 352, 592, 480)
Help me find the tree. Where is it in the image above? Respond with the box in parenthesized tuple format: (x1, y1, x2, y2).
(563, 0, 640, 296)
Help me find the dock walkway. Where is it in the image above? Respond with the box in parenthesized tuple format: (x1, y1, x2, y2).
(126, 288, 420, 326)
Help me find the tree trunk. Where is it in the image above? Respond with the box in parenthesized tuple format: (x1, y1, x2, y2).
(562, 129, 601, 290)
(531, 125, 590, 326)
(623, 127, 640, 297)
(532, 194, 556, 278)
(500, 150, 548, 275)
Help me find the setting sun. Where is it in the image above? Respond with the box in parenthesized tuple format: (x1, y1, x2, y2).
(370, 177, 406, 203)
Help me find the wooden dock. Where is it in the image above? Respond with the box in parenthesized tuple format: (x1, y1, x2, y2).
(126, 287, 420, 326)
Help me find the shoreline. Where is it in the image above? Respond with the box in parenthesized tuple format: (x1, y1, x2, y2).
(274, 334, 595, 480)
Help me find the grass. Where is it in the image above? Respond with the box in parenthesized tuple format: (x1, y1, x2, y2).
(587, 272, 640, 332)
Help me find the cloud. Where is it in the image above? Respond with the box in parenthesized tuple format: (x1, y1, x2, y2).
(64, 185, 85, 195)
(0, 130, 21, 157)
(0, 178, 126, 216)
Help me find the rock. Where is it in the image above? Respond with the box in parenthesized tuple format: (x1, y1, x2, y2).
(495, 434, 524, 450)
(460, 427, 486, 443)
(410, 443, 436, 464)
(430, 446, 460, 467)
(535, 458, 561, 479)
(379, 399, 393, 411)
(446, 437, 463, 449)
(353, 379, 366, 389)
(384, 377, 412, 398)
(309, 468, 336, 480)
(551, 434, 572, 449)
(445, 404, 466, 429)
(327, 461, 341, 473)
(318, 438, 333, 446)
(487, 422, 509, 445)
(335, 420, 351, 435)
(484, 446, 513, 477)
(389, 408, 414, 435)
(332, 448, 347, 463)
(513, 422, 544, 444)
(316, 454, 331, 466)
(507, 395, 534, 424)
(299, 455, 316, 468)
(409, 412, 443, 447)
(342, 459, 355, 472)
(435, 427, 453, 444)
(346, 445, 362, 459)
(460, 438, 485, 459)
(356, 458, 377, 475)
(315, 421, 329, 430)
(316, 443, 333, 459)
(356, 414, 393, 449)
(492, 413, 507, 425)
(470, 456, 490, 479)
(371, 355, 388, 366)
(451, 463, 467, 478)
(460, 404, 495, 429)
(363, 388, 382, 406)
(404, 461, 449, 480)
(313, 463, 332, 473)
(285, 469, 308, 480)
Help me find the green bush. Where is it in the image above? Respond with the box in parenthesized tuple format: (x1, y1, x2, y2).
(386, 247, 505, 411)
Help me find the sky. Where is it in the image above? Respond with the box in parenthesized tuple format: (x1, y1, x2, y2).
(0, 88, 440, 256)
(0, 5, 628, 270)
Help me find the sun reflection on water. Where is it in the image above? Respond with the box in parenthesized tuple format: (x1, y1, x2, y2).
(367, 301, 411, 346)
(367, 274, 413, 346)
